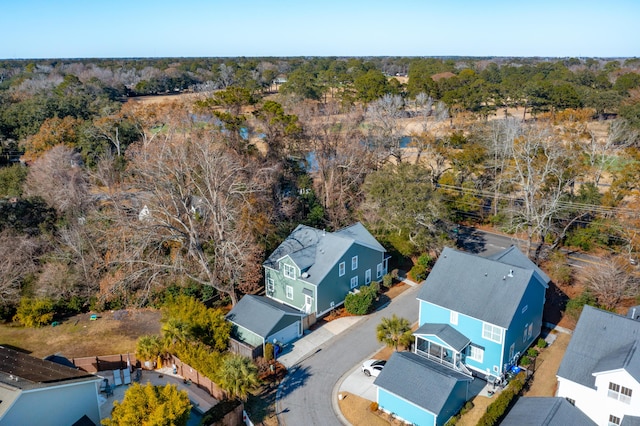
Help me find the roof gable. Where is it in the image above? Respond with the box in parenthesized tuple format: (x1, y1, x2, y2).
(264, 222, 384, 286)
(413, 323, 471, 352)
(226, 295, 304, 339)
(557, 306, 640, 389)
(374, 351, 471, 415)
(417, 247, 537, 327)
(487, 245, 550, 286)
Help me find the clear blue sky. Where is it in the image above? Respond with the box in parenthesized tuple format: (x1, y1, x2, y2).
(2, 0, 639, 58)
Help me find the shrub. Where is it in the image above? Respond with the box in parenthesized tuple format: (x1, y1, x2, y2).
(527, 348, 539, 358)
(477, 372, 526, 426)
(264, 343, 274, 361)
(536, 338, 548, 349)
(344, 290, 374, 315)
(409, 263, 428, 282)
(369, 401, 379, 412)
(14, 298, 55, 327)
(565, 290, 598, 322)
(520, 356, 532, 367)
(382, 273, 393, 289)
(417, 253, 433, 268)
(460, 401, 474, 415)
(368, 281, 380, 295)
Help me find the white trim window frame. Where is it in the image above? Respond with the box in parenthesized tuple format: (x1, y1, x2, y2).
(350, 276, 358, 289)
(351, 256, 358, 270)
(376, 263, 383, 278)
(467, 344, 484, 363)
(609, 414, 621, 426)
(339, 262, 346, 277)
(286, 285, 294, 300)
(283, 263, 296, 279)
(365, 269, 372, 285)
(608, 382, 632, 404)
(450, 311, 458, 325)
(267, 278, 274, 293)
(482, 322, 502, 344)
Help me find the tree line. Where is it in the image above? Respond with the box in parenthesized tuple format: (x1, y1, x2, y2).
(0, 56, 639, 322)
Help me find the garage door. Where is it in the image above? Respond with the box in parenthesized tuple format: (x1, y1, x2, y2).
(268, 320, 302, 345)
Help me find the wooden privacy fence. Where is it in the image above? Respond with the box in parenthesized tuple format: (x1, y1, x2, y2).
(228, 338, 263, 360)
(165, 354, 226, 401)
(71, 353, 138, 373)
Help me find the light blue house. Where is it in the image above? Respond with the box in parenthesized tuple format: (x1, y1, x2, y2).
(374, 351, 473, 426)
(415, 246, 550, 379)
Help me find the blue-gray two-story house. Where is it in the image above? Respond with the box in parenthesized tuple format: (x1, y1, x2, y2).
(375, 245, 550, 426)
(416, 245, 550, 378)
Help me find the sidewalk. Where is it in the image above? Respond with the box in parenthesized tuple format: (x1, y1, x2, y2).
(277, 316, 364, 369)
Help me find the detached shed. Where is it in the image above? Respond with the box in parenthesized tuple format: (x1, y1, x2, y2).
(226, 295, 306, 359)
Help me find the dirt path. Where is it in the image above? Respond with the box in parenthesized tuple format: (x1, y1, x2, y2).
(524, 331, 571, 397)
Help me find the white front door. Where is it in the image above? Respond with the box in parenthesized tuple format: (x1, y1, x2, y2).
(304, 295, 313, 314)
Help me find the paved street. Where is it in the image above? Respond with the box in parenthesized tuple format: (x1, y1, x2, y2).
(276, 283, 421, 426)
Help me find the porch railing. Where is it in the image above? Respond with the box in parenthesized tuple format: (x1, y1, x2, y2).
(415, 349, 473, 377)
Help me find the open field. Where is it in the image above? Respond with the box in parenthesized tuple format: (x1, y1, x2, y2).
(0, 309, 161, 358)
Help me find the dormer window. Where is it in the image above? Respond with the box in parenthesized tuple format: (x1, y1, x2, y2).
(283, 264, 296, 279)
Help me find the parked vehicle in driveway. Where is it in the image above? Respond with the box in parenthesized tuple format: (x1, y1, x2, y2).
(361, 359, 386, 377)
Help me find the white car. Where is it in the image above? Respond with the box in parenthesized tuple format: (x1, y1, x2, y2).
(361, 359, 386, 377)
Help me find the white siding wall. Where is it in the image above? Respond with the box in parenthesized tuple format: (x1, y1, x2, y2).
(557, 372, 640, 425)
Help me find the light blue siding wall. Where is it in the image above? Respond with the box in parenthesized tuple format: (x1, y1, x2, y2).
(231, 324, 263, 347)
(419, 300, 504, 375)
(504, 280, 546, 368)
(378, 388, 435, 426)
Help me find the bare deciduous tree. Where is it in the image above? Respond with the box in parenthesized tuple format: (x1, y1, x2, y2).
(24, 145, 89, 218)
(100, 130, 271, 305)
(580, 256, 639, 310)
(0, 231, 41, 307)
(365, 94, 406, 164)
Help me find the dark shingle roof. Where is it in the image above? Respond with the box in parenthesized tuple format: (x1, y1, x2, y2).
(0, 346, 98, 391)
(263, 222, 385, 286)
(374, 351, 472, 415)
(557, 305, 640, 389)
(487, 245, 550, 286)
(501, 397, 596, 425)
(417, 247, 539, 328)
(226, 295, 305, 339)
(413, 323, 471, 352)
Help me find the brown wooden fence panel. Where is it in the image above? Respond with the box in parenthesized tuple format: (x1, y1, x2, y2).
(72, 353, 137, 373)
(228, 338, 262, 359)
(167, 354, 225, 400)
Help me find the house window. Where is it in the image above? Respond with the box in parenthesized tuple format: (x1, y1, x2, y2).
(350, 276, 358, 289)
(467, 344, 484, 362)
(528, 323, 533, 338)
(609, 415, 621, 426)
(523, 324, 528, 343)
(482, 323, 502, 344)
(267, 278, 274, 293)
(283, 264, 296, 279)
(339, 262, 346, 277)
(376, 263, 383, 278)
(352, 256, 358, 270)
(450, 311, 458, 325)
(565, 398, 575, 406)
(521, 305, 528, 314)
(608, 382, 632, 404)
(365, 269, 372, 284)
(286, 285, 293, 300)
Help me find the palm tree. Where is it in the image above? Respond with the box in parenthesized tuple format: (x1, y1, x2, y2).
(162, 319, 192, 349)
(217, 355, 261, 401)
(135, 334, 163, 364)
(376, 314, 413, 351)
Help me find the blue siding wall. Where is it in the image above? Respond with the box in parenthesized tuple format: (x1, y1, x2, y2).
(378, 388, 435, 426)
(419, 300, 504, 375)
(503, 280, 546, 368)
(438, 381, 469, 426)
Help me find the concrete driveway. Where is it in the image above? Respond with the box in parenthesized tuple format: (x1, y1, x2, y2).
(339, 363, 380, 402)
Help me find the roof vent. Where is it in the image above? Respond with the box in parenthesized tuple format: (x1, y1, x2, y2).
(508, 269, 514, 278)
(301, 272, 309, 279)
(502, 276, 506, 280)
(484, 273, 488, 277)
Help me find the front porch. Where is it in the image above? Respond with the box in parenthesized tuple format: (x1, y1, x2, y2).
(413, 323, 473, 376)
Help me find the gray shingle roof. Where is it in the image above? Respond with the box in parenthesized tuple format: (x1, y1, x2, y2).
(263, 222, 385, 286)
(374, 351, 472, 415)
(413, 323, 471, 352)
(487, 245, 550, 286)
(622, 416, 640, 426)
(226, 295, 305, 339)
(557, 305, 640, 389)
(501, 397, 596, 425)
(417, 247, 539, 328)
